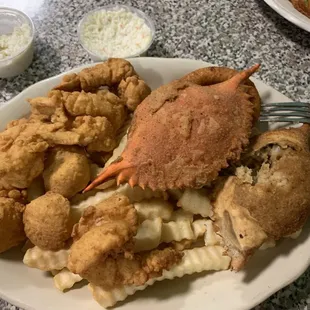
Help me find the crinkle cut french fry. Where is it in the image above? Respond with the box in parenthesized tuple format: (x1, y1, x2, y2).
(134, 218, 162, 252)
(90, 246, 231, 308)
(177, 188, 213, 217)
(169, 209, 193, 222)
(23, 246, 69, 271)
(204, 220, 222, 246)
(192, 219, 209, 239)
(70, 184, 167, 221)
(161, 220, 194, 243)
(134, 218, 208, 253)
(54, 268, 83, 292)
(134, 198, 173, 222)
(134, 219, 208, 252)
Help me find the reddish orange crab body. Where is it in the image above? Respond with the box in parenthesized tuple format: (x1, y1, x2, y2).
(85, 64, 260, 192)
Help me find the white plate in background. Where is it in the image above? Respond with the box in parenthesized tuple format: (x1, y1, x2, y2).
(0, 57, 309, 310)
(264, 0, 310, 32)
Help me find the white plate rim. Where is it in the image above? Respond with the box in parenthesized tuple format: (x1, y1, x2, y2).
(0, 57, 309, 310)
(264, 0, 310, 32)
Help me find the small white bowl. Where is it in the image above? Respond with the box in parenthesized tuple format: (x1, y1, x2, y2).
(0, 7, 35, 78)
(78, 5, 155, 62)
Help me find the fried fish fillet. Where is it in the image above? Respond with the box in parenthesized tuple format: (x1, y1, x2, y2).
(68, 194, 182, 289)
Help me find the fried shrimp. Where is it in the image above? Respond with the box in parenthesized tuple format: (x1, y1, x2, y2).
(53, 58, 137, 92)
(117, 76, 151, 111)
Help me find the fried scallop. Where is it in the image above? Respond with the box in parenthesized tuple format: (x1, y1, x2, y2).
(43, 146, 91, 199)
(23, 192, 73, 251)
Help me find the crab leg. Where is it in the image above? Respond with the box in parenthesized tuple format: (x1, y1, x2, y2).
(83, 160, 134, 192)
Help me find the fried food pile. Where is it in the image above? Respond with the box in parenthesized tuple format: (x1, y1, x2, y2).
(1, 59, 310, 309)
(291, 0, 310, 18)
(0, 58, 151, 254)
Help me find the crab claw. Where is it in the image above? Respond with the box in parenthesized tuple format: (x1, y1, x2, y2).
(224, 64, 260, 89)
(83, 160, 135, 192)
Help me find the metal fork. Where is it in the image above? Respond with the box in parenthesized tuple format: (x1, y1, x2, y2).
(260, 102, 310, 124)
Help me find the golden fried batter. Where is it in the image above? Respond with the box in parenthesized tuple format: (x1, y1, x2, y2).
(72, 116, 117, 152)
(0, 188, 27, 204)
(180, 66, 261, 121)
(235, 126, 310, 239)
(0, 197, 25, 253)
(0, 135, 48, 189)
(214, 125, 310, 270)
(1, 117, 80, 148)
(54, 58, 136, 92)
(23, 192, 73, 250)
(43, 146, 91, 198)
(68, 221, 134, 282)
(117, 76, 151, 111)
(58, 89, 126, 130)
(214, 177, 268, 270)
(68, 221, 182, 289)
(72, 194, 138, 241)
(28, 92, 68, 125)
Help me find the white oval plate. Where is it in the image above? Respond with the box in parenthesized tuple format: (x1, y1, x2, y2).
(264, 0, 310, 33)
(0, 58, 309, 310)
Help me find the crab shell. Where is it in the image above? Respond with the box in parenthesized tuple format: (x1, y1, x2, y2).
(85, 64, 261, 192)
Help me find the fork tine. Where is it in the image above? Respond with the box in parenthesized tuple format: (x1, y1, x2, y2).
(261, 107, 310, 112)
(260, 112, 310, 117)
(261, 102, 309, 108)
(260, 116, 310, 124)
(260, 101, 310, 124)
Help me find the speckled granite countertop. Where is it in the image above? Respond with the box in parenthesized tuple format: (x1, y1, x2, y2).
(0, 0, 309, 309)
